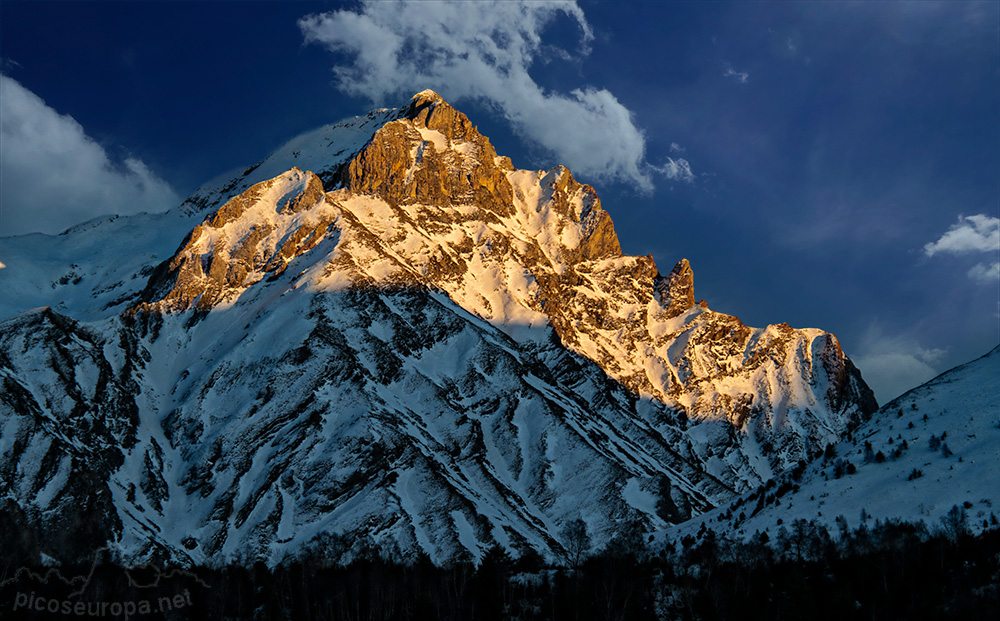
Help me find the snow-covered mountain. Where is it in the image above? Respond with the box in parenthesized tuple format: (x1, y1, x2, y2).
(0, 91, 875, 565)
(674, 344, 1000, 540)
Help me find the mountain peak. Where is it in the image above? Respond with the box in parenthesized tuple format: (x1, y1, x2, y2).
(130, 96, 874, 468)
(410, 88, 444, 105)
(122, 93, 876, 493)
(0, 90, 883, 566)
(340, 89, 514, 215)
(401, 88, 479, 146)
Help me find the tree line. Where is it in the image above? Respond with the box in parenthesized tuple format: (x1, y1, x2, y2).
(1, 510, 998, 620)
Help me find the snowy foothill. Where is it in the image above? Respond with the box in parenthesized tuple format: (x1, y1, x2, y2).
(668, 344, 1000, 543)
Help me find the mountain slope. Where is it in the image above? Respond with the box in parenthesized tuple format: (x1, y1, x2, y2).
(0, 91, 875, 565)
(675, 344, 1000, 540)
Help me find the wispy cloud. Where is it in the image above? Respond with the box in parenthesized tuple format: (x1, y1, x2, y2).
(723, 64, 749, 84)
(853, 326, 946, 404)
(652, 158, 694, 183)
(0, 75, 179, 236)
(923, 214, 1000, 284)
(298, 0, 692, 191)
(968, 261, 1000, 283)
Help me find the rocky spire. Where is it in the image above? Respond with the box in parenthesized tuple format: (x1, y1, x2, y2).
(655, 258, 697, 317)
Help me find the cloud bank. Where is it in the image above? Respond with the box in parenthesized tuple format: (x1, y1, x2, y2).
(299, 0, 690, 191)
(923, 214, 1000, 284)
(0, 75, 179, 236)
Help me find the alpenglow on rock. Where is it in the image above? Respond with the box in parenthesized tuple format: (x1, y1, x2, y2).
(0, 90, 876, 566)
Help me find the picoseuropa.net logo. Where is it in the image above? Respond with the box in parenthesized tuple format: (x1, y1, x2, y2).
(12, 589, 194, 618)
(2, 547, 208, 619)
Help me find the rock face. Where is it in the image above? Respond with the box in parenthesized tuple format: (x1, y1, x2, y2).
(656, 259, 696, 318)
(343, 90, 516, 216)
(138, 169, 338, 311)
(0, 90, 876, 566)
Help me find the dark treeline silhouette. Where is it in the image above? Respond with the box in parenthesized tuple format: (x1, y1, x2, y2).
(1, 514, 998, 620)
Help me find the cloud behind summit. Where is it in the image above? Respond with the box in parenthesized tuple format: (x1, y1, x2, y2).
(299, 0, 692, 191)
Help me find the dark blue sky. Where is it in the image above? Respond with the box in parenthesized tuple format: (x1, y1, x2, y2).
(1, 1, 997, 403)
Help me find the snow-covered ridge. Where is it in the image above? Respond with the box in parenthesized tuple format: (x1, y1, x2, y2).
(0, 90, 878, 566)
(178, 106, 401, 217)
(137, 168, 337, 311)
(672, 345, 1000, 541)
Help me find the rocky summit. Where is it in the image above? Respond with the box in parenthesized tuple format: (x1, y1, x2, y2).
(0, 91, 876, 566)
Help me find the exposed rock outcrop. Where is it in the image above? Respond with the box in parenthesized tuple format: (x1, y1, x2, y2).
(655, 258, 696, 318)
(342, 90, 515, 216)
(137, 169, 336, 311)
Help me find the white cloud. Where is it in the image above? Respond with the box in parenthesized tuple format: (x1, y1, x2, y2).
(853, 327, 945, 405)
(968, 261, 1000, 283)
(299, 0, 691, 191)
(922, 214, 1000, 284)
(923, 214, 1000, 256)
(723, 65, 749, 84)
(669, 142, 685, 153)
(0, 75, 179, 236)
